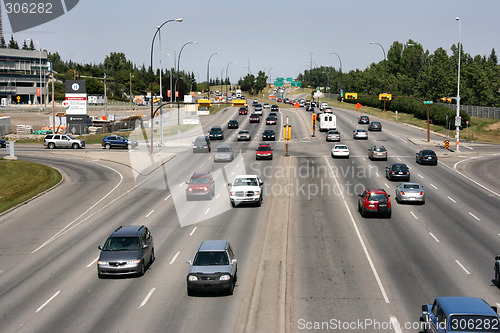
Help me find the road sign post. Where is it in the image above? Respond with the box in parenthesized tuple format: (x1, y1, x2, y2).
(312, 113, 317, 137)
(284, 116, 291, 157)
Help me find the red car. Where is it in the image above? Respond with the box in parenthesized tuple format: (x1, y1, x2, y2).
(357, 189, 392, 218)
(239, 107, 248, 115)
(249, 113, 260, 123)
(256, 144, 273, 160)
(277, 98, 282, 102)
(186, 172, 215, 200)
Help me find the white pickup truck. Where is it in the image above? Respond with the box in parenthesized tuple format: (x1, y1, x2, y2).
(228, 175, 263, 207)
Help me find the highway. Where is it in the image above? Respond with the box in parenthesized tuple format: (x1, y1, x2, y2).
(0, 97, 499, 333)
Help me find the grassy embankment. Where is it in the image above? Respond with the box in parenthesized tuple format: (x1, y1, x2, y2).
(0, 159, 62, 213)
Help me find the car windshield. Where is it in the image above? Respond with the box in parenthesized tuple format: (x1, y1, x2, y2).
(264, 131, 274, 134)
(374, 147, 386, 152)
(195, 138, 206, 143)
(357, 130, 367, 133)
(211, 128, 222, 132)
(193, 251, 229, 266)
(368, 193, 387, 201)
(102, 237, 140, 251)
(403, 184, 420, 189)
(239, 131, 249, 134)
(422, 150, 436, 155)
(190, 176, 210, 184)
(234, 178, 258, 186)
(257, 146, 271, 151)
(393, 164, 408, 170)
(336, 145, 347, 149)
(216, 147, 231, 152)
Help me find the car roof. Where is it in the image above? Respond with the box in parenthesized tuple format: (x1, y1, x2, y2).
(435, 297, 498, 316)
(216, 145, 231, 149)
(110, 225, 145, 237)
(198, 240, 229, 252)
(400, 182, 421, 187)
(192, 172, 211, 177)
(366, 189, 388, 194)
(390, 163, 408, 168)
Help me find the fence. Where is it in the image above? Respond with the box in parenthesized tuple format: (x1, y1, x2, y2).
(439, 103, 500, 119)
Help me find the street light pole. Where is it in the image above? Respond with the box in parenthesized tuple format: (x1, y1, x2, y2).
(174, 41, 197, 125)
(150, 18, 183, 155)
(329, 52, 342, 99)
(370, 42, 387, 111)
(26, 39, 42, 107)
(455, 17, 462, 152)
(207, 52, 220, 99)
(225, 61, 236, 97)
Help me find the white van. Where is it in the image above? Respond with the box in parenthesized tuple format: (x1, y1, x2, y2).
(318, 113, 337, 132)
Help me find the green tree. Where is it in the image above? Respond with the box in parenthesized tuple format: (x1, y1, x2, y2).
(8, 35, 19, 49)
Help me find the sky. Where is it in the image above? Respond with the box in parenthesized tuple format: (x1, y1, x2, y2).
(2, 0, 499, 84)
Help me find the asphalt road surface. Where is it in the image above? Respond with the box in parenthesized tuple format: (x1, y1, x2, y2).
(1, 98, 499, 333)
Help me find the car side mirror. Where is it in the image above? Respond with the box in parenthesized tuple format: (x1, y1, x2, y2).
(259, 181, 264, 186)
(142, 244, 149, 249)
(357, 194, 362, 197)
(388, 195, 391, 197)
(186, 260, 192, 265)
(185, 181, 189, 184)
(98, 245, 103, 250)
(227, 183, 232, 187)
(231, 259, 237, 265)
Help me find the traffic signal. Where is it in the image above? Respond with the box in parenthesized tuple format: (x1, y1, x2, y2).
(345, 93, 358, 100)
(312, 113, 317, 126)
(440, 97, 453, 103)
(379, 93, 392, 101)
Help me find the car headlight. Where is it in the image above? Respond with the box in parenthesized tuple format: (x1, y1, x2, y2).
(127, 259, 141, 264)
(188, 275, 198, 281)
(97, 260, 107, 265)
(219, 274, 231, 281)
(254, 191, 260, 195)
(188, 188, 193, 192)
(230, 191, 235, 196)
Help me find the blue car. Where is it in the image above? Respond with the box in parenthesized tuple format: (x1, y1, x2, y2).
(102, 135, 138, 149)
(421, 297, 500, 332)
(0, 139, 6, 148)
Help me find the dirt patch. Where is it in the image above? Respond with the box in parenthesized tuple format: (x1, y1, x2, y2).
(485, 122, 500, 131)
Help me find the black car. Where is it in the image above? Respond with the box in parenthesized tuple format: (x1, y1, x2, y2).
(97, 225, 154, 278)
(385, 163, 410, 181)
(271, 104, 279, 112)
(368, 121, 382, 131)
(262, 129, 276, 141)
(306, 105, 314, 112)
(209, 126, 224, 140)
(266, 116, 277, 125)
(228, 120, 239, 129)
(0, 139, 6, 148)
(102, 135, 138, 149)
(358, 115, 370, 124)
(193, 136, 211, 153)
(416, 149, 438, 165)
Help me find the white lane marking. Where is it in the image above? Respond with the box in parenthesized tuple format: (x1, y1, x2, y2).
(376, 172, 380, 177)
(384, 183, 390, 189)
(390, 316, 403, 333)
(455, 260, 471, 275)
(87, 257, 99, 268)
(145, 210, 154, 218)
(164, 194, 171, 201)
(430, 183, 438, 189)
(325, 157, 390, 303)
(429, 232, 440, 243)
(204, 208, 210, 215)
(463, 145, 474, 150)
(139, 288, 156, 308)
(443, 157, 500, 197)
(236, 164, 240, 168)
(169, 251, 180, 265)
(32, 163, 124, 254)
(396, 157, 401, 162)
(417, 173, 424, 179)
(469, 212, 480, 221)
(178, 183, 184, 188)
(448, 196, 456, 203)
(410, 211, 418, 220)
(189, 227, 197, 236)
(214, 193, 220, 200)
(497, 303, 500, 311)
(36, 291, 61, 313)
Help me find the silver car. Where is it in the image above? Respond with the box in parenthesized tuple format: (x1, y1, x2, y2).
(353, 129, 368, 139)
(214, 145, 234, 162)
(237, 130, 251, 141)
(368, 145, 388, 160)
(44, 134, 85, 149)
(395, 183, 425, 204)
(326, 130, 340, 142)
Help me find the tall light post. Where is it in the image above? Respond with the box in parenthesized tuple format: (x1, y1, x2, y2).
(175, 41, 197, 125)
(26, 39, 42, 107)
(455, 17, 462, 151)
(329, 52, 342, 99)
(370, 41, 387, 111)
(207, 52, 220, 99)
(225, 60, 236, 97)
(150, 17, 183, 154)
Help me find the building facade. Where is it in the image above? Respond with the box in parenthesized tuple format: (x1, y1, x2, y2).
(0, 48, 48, 106)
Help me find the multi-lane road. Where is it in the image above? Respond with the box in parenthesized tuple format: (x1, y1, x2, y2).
(1, 96, 500, 333)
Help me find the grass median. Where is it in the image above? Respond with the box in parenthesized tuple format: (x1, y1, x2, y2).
(0, 159, 62, 213)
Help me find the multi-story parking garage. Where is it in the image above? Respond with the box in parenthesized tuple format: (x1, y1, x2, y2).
(0, 48, 48, 106)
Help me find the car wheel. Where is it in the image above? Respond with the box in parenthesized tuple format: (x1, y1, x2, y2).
(139, 262, 145, 276)
(127, 144, 132, 150)
(256, 196, 262, 207)
(72, 143, 80, 149)
(231, 200, 236, 208)
(227, 279, 235, 295)
(48, 142, 55, 149)
(187, 286, 195, 296)
(98, 273, 104, 279)
(186, 195, 191, 201)
(270, 155, 273, 160)
(360, 208, 366, 218)
(234, 269, 238, 283)
(150, 249, 155, 264)
(105, 143, 111, 149)
(385, 210, 392, 218)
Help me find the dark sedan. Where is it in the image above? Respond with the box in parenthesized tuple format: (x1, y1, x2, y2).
(228, 120, 239, 129)
(416, 149, 438, 165)
(385, 163, 410, 181)
(0, 139, 6, 148)
(262, 129, 276, 141)
(368, 121, 382, 131)
(358, 115, 370, 124)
